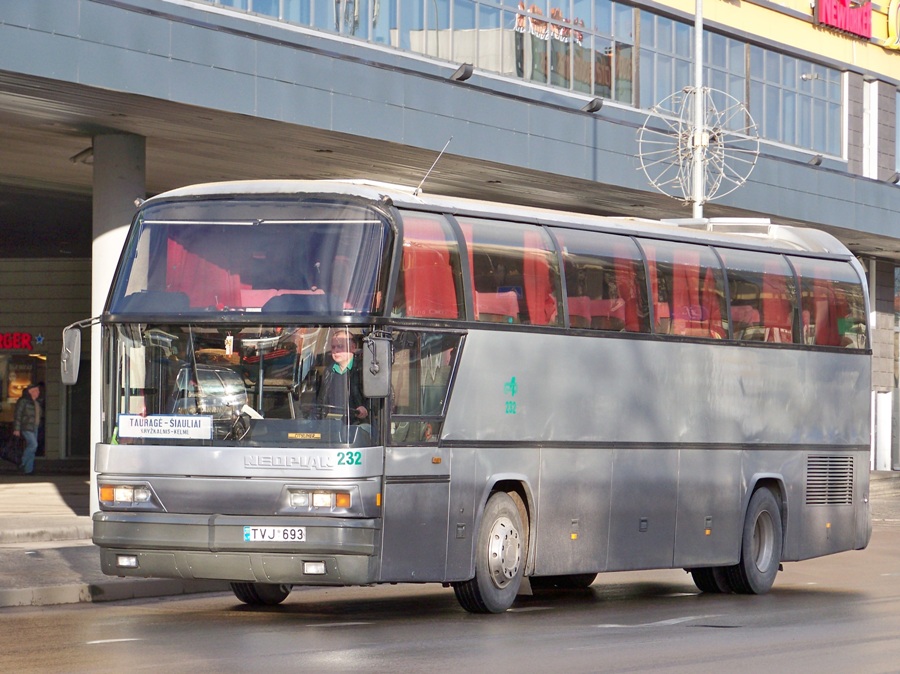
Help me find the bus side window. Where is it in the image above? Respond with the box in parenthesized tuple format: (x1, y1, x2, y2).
(761, 259, 794, 343)
(720, 250, 797, 344)
(643, 245, 670, 333)
(556, 230, 650, 333)
(789, 257, 867, 349)
(639, 239, 725, 338)
(389, 331, 463, 444)
(394, 212, 463, 320)
(458, 217, 562, 327)
(613, 243, 650, 333)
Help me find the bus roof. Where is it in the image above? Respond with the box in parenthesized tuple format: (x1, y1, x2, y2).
(144, 179, 854, 258)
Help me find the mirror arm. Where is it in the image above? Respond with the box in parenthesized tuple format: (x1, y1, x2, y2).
(64, 316, 102, 332)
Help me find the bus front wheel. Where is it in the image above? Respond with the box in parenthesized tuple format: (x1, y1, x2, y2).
(727, 488, 783, 595)
(230, 582, 292, 606)
(453, 491, 525, 614)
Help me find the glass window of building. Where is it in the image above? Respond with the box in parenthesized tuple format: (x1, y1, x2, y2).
(200, 1, 842, 156)
(0, 354, 46, 456)
(705, 32, 746, 130)
(638, 11, 692, 109)
(749, 46, 841, 156)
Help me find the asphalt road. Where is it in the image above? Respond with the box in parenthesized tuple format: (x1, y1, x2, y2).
(2, 522, 900, 674)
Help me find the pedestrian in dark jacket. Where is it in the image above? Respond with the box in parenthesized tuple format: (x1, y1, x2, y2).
(13, 382, 41, 474)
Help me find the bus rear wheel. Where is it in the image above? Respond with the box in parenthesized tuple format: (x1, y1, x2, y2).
(453, 491, 525, 614)
(727, 487, 783, 595)
(690, 567, 732, 593)
(230, 582, 292, 606)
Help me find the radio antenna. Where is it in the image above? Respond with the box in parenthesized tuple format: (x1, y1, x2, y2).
(414, 137, 452, 196)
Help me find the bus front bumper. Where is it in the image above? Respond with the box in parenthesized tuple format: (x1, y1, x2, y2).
(92, 512, 380, 586)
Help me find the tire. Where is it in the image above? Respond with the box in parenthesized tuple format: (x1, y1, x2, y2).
(690, 567, 732, 594)
(230, 582, 292, 606)
(530, 573, 598, 591)
(727, 488, 783, 595)
(453, 491, 526, 614)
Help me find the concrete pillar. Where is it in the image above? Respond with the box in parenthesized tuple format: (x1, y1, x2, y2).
(876, 391, 893, 471)
(870, 259, 877, 469)
(869, 258, 897, 470)
(91, 133, 145, 512)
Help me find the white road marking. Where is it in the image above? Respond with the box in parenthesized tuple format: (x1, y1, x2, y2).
(594, 615, 720, 628)
(86, 638, 142, 645)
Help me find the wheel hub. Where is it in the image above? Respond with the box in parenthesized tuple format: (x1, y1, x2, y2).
(751, 511, 775, 572)
(487, 515, 521, 589)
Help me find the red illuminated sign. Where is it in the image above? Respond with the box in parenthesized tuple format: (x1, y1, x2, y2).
(0, 333, 33, 350)
(816, 0, 872, 39)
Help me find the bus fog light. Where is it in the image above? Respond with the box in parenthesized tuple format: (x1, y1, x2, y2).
(116, 555, 139, 569)
(312, 492, 332, 508)
(304, 561, 326, 575)
(289, 491, 310, 507)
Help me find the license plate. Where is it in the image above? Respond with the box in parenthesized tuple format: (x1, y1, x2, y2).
(243, 526, 306, 542)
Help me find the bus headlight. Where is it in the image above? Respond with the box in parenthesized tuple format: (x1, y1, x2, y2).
(99, 482, 158, 509)
(289, 491, 308, 507)
(288, 489, 351, 510)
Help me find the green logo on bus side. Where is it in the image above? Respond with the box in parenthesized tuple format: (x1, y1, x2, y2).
(504, 376, 518, 415)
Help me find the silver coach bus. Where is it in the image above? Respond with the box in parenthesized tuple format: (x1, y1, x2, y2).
(62, 180, 871, 613)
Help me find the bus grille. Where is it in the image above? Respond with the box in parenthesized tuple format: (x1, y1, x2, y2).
(806, 455, 854, 505)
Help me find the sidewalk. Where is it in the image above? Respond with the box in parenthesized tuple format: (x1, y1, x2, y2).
(1, 465, 899, 608)
(0, 466, 227, 607)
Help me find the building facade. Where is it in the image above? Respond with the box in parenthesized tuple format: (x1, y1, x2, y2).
(0, 0, 897, 467)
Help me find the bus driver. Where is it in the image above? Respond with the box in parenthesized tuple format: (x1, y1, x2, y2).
(317, 331, 369, 424)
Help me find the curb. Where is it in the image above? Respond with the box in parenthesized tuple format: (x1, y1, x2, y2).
(868, 472, 900, 497)
(0, 522, 92, 544)
(0, 579, 230, 608)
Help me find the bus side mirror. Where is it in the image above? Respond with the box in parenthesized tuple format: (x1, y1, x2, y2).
(362, 334, 391, 398)
(61, 326, 82, 385)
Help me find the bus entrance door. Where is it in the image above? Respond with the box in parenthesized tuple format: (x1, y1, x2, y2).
(379, 446, 451, 581)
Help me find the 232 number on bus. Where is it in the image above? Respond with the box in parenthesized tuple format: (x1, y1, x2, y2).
(338, 451, 362, 466)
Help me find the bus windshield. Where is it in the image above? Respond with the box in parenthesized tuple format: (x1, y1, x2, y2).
(112, 323, 379, 447)
(108, 197, 392, 317)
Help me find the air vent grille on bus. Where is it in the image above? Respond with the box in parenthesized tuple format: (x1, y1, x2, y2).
(806, 456, 854, 505)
